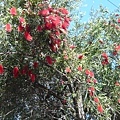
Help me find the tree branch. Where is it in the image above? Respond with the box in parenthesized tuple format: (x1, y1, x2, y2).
(34, 81, 63, 102)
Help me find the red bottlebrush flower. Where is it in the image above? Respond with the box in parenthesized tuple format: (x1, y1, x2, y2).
(18, 24, 24, 32)
(101, 52, 109, 65)
(78, 54, 84, 60)
(19, 17, 25, 23)
(54, 30, 60, 36)
(44, 15, 61, 29)
(49, 43, 57, 52)
(30, 73, 36, 83)
(115, 81, 120, 86)
(36, 25, 42, 32)
(113, 51, 117, 56)
(38, 9, 50, 17)
(24, 31, 33, 41)
(78, 66, 82, 71)
(45, 22, 53, 30)
(48, 6, 54, 13)
(89, 71, 94, 78)
(33, 62, 39, 68)
(88, 86, 95, 96)
(118, 18, 120, 23)
(102, 52, 108, 59)
(86, 79, 92, 83)
(115, 45, 120, 52)
(118, 99, 120, 103)
(85, 69, 94, 78)
(59, 8, 69, 15)
(64, 17, 71, 23)
(69, 45, 76, 49)
(64, 55, 69, 60)
(5, 23, 12, 32)
(46, 56, 55, 65)
(85, 69, 90, 75)
(88, 87, 95, 92)
(52, 16, 61, 28)
(89, 91, 94, 96)
(53, 39, 61, 47)
(10, 7, 17, 16)
(97, 104, 104, 113)
(0, 64, 4, 74)
(93, 79, 98, 84)
(94, 97, 100, 103)
(13, 67, 19, 78)
(65, 67, 71, 73)
(101, 58, 109, 65)
(62, 21, 69, 30)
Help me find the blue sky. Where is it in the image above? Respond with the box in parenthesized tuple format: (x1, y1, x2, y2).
(81, 0, 120, 21)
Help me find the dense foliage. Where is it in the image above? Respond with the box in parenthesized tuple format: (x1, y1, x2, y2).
(0, 0, 120, 120)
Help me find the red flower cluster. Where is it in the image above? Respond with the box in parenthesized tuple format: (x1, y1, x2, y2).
(33, 62, 39, 68)
(112, 45, 120, 56)
(18, 17, 25, 32)
(37, 4, 70, 52)
(101, 52, 109, 65)
(69, 45, 76, 49)
(85, 69, 94, 78)
(6, 7, 33, 41)
(94, 98, 104, 113)
(118, 99, 120, 104)
(5, 23, 12, 32)
(18, 17, 33, 41)
(88, 86, 95, 96)
(118, 18, 120, 23)
(65, 67, 71, 73)
(6, 4, 70, 50)
(88, 86, 104, 113)
(94, 97, 100, 103)
(78, 66, 82, 71)
(28, 70, 36, 83)
(46, 56, 56, 65)
(0, 64, 4, 74)
(115, 45, 120, 52)
(13, 67, 19, 78)
(13, 62, 38, 82)
(115, 81, 120, 86)
(24, 31, 33, 41)
(10, 7, 17, 16)
(97, 104, 104, 113)
(78, 54, 84, 60)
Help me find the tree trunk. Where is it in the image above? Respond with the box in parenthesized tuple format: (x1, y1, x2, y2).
(77, 95, 85, 120)
(68, 84, 85, 120)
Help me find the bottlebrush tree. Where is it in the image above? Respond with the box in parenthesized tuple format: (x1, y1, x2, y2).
(0, 0, 120, 120)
